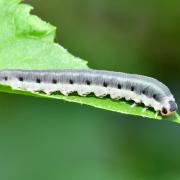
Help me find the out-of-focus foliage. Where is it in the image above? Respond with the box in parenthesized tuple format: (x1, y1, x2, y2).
(0, 0, 87, 69)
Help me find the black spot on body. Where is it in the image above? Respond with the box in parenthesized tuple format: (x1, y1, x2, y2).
(118, 84, 121, 89)
(36, 78, 41, 83)
(19, 77, 23, 81)
(86, 80, 91, 85)
(52, 79, 57, 84)
(103, 82, 108, 87)
(4, 77, 8, 81)
(131, 86, 134, 91)
(69, 79, 74, 84)
(153, 94, 156, 99)
(142, 90, 146, 95)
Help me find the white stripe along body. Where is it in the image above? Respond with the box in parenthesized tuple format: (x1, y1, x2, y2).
(0, 69, 177, 116)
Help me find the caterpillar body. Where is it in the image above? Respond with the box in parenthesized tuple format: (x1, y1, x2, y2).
(0, 69, 177, 116)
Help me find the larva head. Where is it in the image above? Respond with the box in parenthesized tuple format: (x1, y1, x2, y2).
(161, 99, 178, 116)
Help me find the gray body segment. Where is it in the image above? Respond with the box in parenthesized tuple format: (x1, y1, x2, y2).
(0, 69, 171, 101)
(0, 69, 177, 115)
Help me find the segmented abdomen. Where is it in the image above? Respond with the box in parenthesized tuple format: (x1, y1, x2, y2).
(0, 69, 175, 112)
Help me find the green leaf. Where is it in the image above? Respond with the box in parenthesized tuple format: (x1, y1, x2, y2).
(0, 0, 88, 69)
(0, 0, 179, 123)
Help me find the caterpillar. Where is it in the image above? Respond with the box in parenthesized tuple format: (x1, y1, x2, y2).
(0, 69, 177, 117)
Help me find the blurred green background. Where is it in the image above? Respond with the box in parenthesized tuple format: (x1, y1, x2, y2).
(0, 0, 180, 179)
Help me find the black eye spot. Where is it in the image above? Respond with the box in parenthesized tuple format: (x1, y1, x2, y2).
(162, 107, 168, 114)
(131, 86, 134, 91)
(118, 84, 121, 89)
(103, 82, 108, 87)
(153, 94, 157, 99)
(69, 79, 74, 84)
(142, 90, 146, 95)
(36, 78, 41, 83)
(52, 79, 57, 84)
(86, 80, 91, 85)
(4, 77, 8, 81)
(18, 77, 23, 81)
